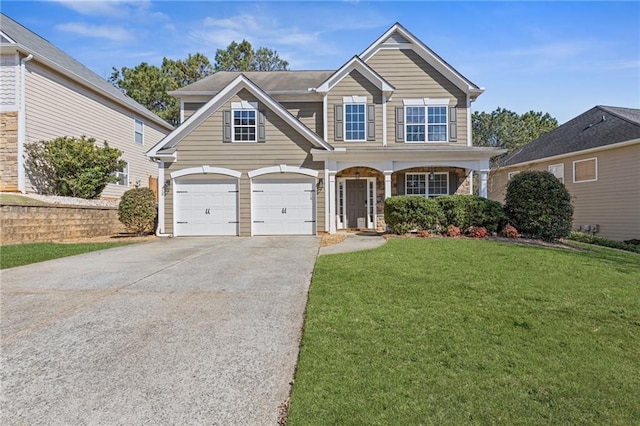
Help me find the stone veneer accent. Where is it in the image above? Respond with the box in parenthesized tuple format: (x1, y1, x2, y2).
(0, 112, 19, 192)
(1, 203, 127, 244)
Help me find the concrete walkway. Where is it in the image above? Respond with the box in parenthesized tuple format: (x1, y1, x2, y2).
(1, 236, 319, 425)
(319, 232, 387, 255)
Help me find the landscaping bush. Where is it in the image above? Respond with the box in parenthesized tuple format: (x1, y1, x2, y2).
(504, 171, 573, 241)
(118, 187, 157, 236)
(445, 225, 461, 237)
(25, 136, 125, 199)
(501, 224, 520, 239)
(466, 226, 488, 238)
(435, 195, 507, 233)
(384, 196, 445, 234)
(568, 232, 640, 254)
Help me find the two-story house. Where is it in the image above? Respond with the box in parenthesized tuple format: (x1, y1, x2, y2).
(147, 23, 505, 236)
(0, 13, 173, 199)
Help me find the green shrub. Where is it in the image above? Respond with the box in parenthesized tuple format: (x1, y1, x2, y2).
(504, 171, 573, 241)
(568, 232, 640, 254)
(25, 136, 125, 199)
(118, 187, 157, 236)
(435, 195, 507, 233)
(384, 196, 445, 234)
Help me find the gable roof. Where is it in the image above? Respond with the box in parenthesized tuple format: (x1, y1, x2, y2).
(0, 13, 172, 130)
(360, 22, 483, 98)
(498, 106, 640, 167)
(315, 55, 395, 95)
(170, 71, 334, 96)
(148, 74, 334, 159)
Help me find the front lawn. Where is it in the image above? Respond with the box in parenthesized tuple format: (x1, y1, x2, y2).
(0, 242, 133, 269)
(289, 239, 640, 425)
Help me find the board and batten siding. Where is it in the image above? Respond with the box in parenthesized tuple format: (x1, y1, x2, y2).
(163, 89, 325, 236)
(326, 70, 383, 146)
(24, 61, 169, 198)
(488, 143, 640, 241)
(0, 54, 18, 110)
(365, 49, 468, 146)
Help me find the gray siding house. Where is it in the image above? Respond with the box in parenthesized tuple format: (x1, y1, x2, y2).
(489, 106, 640, 241)
(148, 23, 505, 236)
(0, 13, 173, 199)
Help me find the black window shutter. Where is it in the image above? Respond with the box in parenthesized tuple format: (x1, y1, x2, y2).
(257, 110, 266, 143)
(449, 107, 457, 142)
(395, 106, 404, 142)
(334, 104, 343, 141)
(367, 104, 375, 141)
(223, 110, 232, 143)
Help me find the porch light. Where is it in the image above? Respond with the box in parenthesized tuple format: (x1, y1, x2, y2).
(317, 178, 324, 191)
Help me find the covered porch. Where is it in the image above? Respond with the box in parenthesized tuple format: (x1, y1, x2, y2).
(312, 147, 502, 234)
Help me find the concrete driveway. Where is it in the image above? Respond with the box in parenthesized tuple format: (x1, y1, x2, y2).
(1, 236, 320, 425)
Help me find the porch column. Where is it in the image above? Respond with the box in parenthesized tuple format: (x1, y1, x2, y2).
(479, 169, 489, 198)
(468, 170, 474, 195)
(329, 171, 337, 234)
(384, 171, 392, 199)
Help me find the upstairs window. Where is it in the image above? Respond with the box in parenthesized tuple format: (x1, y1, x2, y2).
(114, 163, 128, 186)
(134, 119, 143, 145)
(403, 101, 448, 143)
(574, 158, 597, 183)
(345, 103, 366, 141)
(233, 109, 256, 142)
(548, 163, 565, 184)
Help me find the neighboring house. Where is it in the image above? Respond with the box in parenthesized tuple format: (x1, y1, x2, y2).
(0, 13, 173, 199)
(147, 23, 505, 237)
(488, 106, 640, 241)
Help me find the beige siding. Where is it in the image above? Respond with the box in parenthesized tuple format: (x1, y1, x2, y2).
(164, 89, 325, 236)
(488, 143, 640, 241)
(0, 54, 18, 110)
(366, 49, 468, 146)
(183, 102, 205, 121)
(326, 70, 383, 146)
(279, 101, 323, 138)
(24, 61, 169, 199)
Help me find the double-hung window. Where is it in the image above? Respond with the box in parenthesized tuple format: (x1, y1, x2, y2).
(406, 173, 449, 197)
(134, 119, 143, 145)
(231, 101, 258, 142)
(114, 163, 128, 186)
(548, 163, 565, 184)
(403, 99, 449, 143)
(345, 103, 366, 141)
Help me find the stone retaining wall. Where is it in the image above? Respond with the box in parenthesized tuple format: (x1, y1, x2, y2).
(0, 112, 19, 192)
(1, 203, 127, 244)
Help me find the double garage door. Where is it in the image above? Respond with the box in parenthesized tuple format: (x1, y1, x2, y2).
(174, 177, 315, 236)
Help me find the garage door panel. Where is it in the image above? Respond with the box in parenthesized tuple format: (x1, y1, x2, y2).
(175, 179, 239, 236)
(252, 178, 316, 235)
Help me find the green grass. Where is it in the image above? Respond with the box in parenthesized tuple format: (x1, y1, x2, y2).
(0, 242, 133, 269)
(289, 239, 640, 425)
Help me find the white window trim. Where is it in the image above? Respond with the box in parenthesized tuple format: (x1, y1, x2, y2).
(344, 102, 367, 142)
(573, 157, 598, 183)
(114, 162, 129, 187)
(548, 163, 565, 183)
(134, 119, 144, 145)
(336, 177, 376, 229)
(508, 171, 520, 181)
(405, 172, 449, 197)
(231, 105, 258, 143)
(404, 105, 449, 144)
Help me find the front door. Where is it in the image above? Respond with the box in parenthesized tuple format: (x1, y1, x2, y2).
(346, 179, 367, 228)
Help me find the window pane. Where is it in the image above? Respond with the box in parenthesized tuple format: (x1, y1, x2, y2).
(233, 110, 257, 141)
(427, 125, 447, 141)
(406, 174, 427, 195)
(574, 159, 596, 182)
(345, 104, 365, 140)
(428, 173, 448, 196)
(427, 106, 447, 124)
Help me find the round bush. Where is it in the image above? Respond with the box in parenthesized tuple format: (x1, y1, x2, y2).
(118, 187, 157, 236)
(504, 171, 573, 241)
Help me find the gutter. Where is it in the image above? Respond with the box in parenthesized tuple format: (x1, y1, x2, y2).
(18, 53, 33, 193)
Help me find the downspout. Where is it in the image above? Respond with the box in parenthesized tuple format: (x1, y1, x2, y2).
(155, 161, 171, 237)
(18, 53, 33, 193)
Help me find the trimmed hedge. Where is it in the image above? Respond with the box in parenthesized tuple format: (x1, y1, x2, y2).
(568, 232, 640, 254)
(435, 195, 507, 233)
(504, 171, 573, 241)
(118, 187, 157, 236)
(384, 196, 445, 234)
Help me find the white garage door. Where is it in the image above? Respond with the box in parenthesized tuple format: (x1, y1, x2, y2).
(252, 178, 316, 235)
(174, 179, 239, 236)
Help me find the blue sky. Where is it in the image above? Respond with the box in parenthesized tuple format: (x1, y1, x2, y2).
(2, 1, 639, 123)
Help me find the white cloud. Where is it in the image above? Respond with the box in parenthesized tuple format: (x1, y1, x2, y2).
(55, 22, 133, 42)
(52, 0, 145, 18)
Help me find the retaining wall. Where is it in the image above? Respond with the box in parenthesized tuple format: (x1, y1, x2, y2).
(1, 203, 127, 244)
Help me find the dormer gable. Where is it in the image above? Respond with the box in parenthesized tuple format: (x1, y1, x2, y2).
(315, 55, 394, 97)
